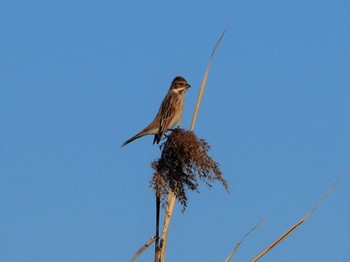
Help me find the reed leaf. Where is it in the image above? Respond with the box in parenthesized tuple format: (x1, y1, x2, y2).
(130, 236, 158, 262)
(250, 177, 339, 262)
(190, 29, 226, 131)
(225, 220, 265, 262)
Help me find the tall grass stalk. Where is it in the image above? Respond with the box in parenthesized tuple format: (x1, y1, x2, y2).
(156, 30, 226, 262)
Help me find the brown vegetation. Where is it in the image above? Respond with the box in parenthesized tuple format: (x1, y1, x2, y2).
(151, 128, 229, 211)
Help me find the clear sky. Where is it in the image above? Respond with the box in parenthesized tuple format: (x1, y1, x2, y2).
(1, 1, 349, 261)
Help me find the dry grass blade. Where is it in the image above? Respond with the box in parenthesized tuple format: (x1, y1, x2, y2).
(130, 236, 158, 262)
(224, 220, 265, 262)
(190, 29, 226, 131)
(250, 177, 340, 262)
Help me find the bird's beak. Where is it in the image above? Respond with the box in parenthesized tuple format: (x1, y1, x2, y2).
(187, 84, 191, 88)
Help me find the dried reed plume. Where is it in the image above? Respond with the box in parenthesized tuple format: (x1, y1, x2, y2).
(151, 128, 228, 211)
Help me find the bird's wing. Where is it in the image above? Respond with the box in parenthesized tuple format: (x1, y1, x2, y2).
(156, 93, 179, 141)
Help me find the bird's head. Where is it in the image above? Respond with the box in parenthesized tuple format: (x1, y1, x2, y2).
(170, 76, 191, 95)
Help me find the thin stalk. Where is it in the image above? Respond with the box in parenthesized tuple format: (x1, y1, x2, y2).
(154, 196, 160, 261)
(159, 191, 177, 261)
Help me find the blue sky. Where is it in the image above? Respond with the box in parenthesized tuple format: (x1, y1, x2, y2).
(1, 1, 349, 261)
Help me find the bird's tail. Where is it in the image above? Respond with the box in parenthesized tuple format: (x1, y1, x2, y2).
(121, 132, 147, 147)
(122, 120, 160, 147)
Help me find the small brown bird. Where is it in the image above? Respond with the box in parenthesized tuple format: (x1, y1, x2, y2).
(122, 76, 191, 147)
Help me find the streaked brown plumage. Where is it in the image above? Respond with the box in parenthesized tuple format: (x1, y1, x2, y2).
(122, 76, 190, 147)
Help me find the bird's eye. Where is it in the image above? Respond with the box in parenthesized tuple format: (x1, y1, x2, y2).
(179, 82, 184, 86)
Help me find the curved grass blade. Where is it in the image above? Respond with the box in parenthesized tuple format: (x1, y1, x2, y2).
(190, 29, 226, 131)
(130, 236, 158, 262)
(225, 220, 265, 262)
(250, 177, 340, 262)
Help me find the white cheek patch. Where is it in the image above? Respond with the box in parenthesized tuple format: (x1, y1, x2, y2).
(174, 87, 186, 94)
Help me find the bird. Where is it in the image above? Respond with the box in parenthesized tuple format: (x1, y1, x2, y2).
(122, 76, 191, 147)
